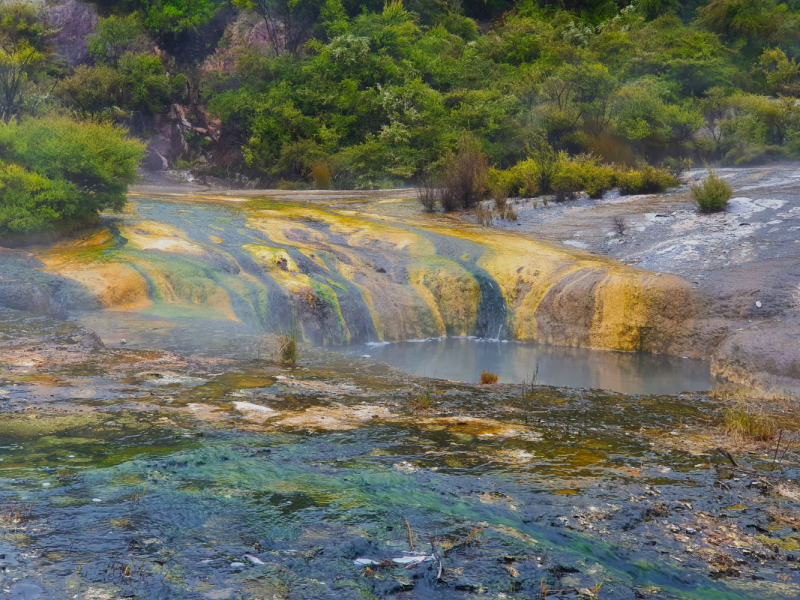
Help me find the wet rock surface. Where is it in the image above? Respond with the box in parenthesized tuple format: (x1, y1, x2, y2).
(0, 309, 799, 599)
(482, 165, 800, 390)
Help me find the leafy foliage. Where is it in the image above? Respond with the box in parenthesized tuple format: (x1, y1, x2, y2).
(0, 117, 145, 237)
(692, 168, 733, 212)
(0, 2, 54, 121)
(88, 14, 148, 66)
(12, 0, 800, 199)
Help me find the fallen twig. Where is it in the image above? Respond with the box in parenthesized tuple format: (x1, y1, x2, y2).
(773, 429, 784, 470)
(405, 517, 415, 552)
(716, 447, 738, 467)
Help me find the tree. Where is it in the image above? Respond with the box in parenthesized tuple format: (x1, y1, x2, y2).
(638, 0, 680, 21)
(55, 65, 124, 121)
(0, 2, 54, 122)
(758, 48, 800, 97)
(233, 0, 325, 55)
(87, 15, 148, 67)
(117, 53, 171, 115)
(699, 0, 800, 58)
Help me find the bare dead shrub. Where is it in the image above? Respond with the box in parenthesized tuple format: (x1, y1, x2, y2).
(416, 176, 440, 212)
(612, 215, 628, 235)
(443, 134, 489, 210)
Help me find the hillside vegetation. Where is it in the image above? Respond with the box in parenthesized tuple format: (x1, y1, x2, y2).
(1, 0, 800, 231)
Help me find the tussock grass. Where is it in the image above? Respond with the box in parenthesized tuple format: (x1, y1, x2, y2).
(722, 406, 778, 442)
(276, 325, 298, 365)
(410, 384, 434, 413)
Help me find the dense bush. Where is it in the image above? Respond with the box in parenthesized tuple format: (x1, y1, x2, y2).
(553, 155, 617, 200)
(616, 165, 679, 195)
(0, 117, 145, 237)
(692, 169, 733, 212)
(0, 163, 82, 236)
(4, 0, 800, 196)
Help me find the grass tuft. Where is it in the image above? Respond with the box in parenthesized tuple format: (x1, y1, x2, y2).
(276, 324, 298, 365)
(410, 383, 434, 413)
(722, 406, 778, 442)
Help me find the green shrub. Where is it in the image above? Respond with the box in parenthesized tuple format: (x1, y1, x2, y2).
(503, 159, 539, 197)
(691, 169, 732, 212)
(0, 116, 144, 238)
(552, 162, 583, 202)
(0, 163, 81, 236)
(526, 136, 562, 194)
(580, 163, 617, 199)
(616, 165, 679, 195)
(553, 156, 617, 200)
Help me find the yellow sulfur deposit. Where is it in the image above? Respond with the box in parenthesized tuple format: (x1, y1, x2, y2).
(33, 193, 694, 353)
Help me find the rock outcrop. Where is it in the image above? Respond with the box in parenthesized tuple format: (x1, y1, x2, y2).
(45, 0, 97, 66)
(30, 194, 697, 355)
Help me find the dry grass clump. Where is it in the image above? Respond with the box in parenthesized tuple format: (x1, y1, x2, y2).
(715, 388, 800, 450)
(476, 201, 517, 226)
(492, 185, 509, 211)
(276, 325, 298, 365)
(476, 204, 493, 226)
(501, 204, 517, 221)
(311, 163, 331, 189)
(410, 384, 434, 413)
(479, 370, 499, 385)
(722, 406, 778, 442)
(612, 215, 627, 235)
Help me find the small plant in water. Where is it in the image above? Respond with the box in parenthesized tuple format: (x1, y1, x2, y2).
(56, 464, 82, 482)
(130, 487, 148, 504)
(518, 364, 540, 423)
(1, 501, 34, 525)
(410, 383, 434, 413)
(479, 370, 499, 385)
(276, 323, 298, 365)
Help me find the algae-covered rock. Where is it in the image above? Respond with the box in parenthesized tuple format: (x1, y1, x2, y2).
(31, 194, 696, 354)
